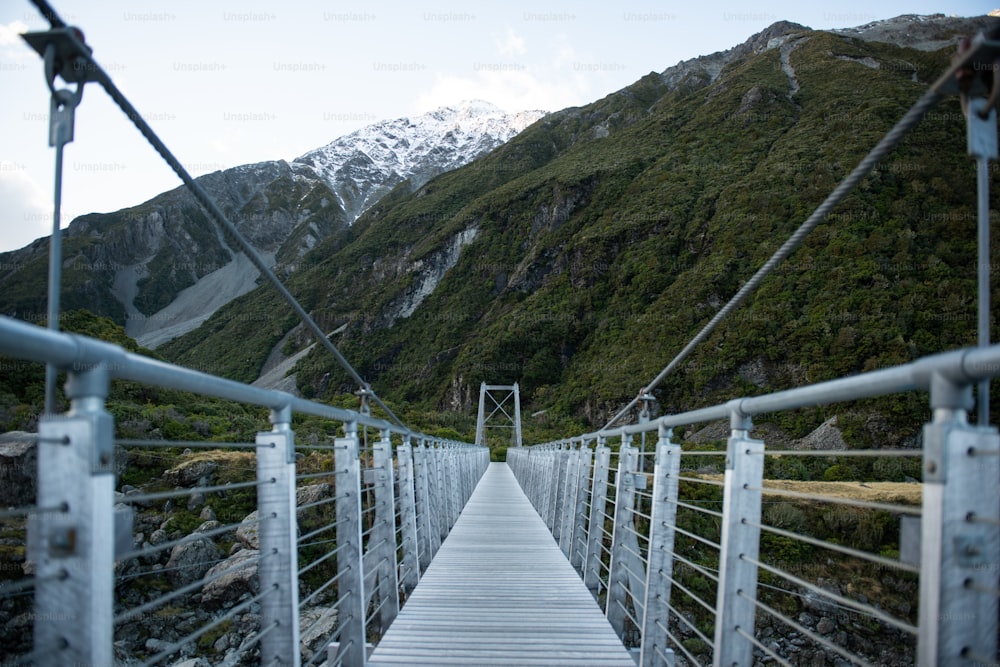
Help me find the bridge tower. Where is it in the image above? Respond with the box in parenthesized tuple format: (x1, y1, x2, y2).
(475, 382, 522, 448)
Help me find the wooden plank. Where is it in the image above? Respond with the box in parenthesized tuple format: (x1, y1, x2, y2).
(368, 463, 636, 667)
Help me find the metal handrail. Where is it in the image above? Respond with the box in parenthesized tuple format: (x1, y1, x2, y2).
(521, 344, 1000, 447)
(0, 314, 460, 442)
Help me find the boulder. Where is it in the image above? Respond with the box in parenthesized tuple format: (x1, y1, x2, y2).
(187, 491, 206, 511)
(235, 511, 260, 550)
(794, 416, 847, 451)
(201, 549, 260, 609)
(300, 605, 339, 661)
(163, 459, 218, 487)
(195, 520, 221, 534)
(801, 581, 841, 615)
(296, 483, 331, 507)
(165, 536, 222, 587)
(171, 658, 209, 667)
(144, 637, 172, 654)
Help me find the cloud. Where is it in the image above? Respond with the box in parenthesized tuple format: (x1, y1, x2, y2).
(414, 34, 597, 115)
(414, 67, 588, 116)
(0, 167, 57, 253)
(0, 21, 29, 47)
(0, 19, 35, 67)
(496, 28, 527, 57)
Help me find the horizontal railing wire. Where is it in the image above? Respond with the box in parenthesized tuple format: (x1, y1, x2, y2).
(0, 504, 67, 520)
(744, 484, 922, 515)
(748, 518, 922, 575)
(116, 439, 261, 450)
(742, 554, 919, 635)
(121, 478, 273, 505)
(298, 541, 348, 579)
(117, 518, 254, 562)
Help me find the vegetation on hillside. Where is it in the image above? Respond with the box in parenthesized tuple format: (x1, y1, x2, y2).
(160, 28, 997, 444)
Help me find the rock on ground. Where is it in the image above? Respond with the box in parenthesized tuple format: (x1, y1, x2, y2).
(201, 549, 260, 609)
(300, 605, 339, 662)
(163, 459, 218, 487)
(165, 536, 222, 587)
(235, 511, 260, 550)
(794, 416, 847, 451)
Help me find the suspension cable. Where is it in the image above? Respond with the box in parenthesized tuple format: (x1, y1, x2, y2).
(24, 1, 403, 427)
(28, 0, 65, 28)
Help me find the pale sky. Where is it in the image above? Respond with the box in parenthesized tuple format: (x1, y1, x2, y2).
(0, 0, 992, 253)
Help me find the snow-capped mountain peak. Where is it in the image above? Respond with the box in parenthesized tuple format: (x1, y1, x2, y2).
(293, 102, 547, 223)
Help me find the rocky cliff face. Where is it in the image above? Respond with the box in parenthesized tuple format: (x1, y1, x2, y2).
(658, 20, 811, 91)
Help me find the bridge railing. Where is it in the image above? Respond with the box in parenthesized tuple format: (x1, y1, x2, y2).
(0, 315, 488, 667)
(510, 344, 1000, 667)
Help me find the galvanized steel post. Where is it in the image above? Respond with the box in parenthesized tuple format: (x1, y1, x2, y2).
(433, 443, 448, 541)
(256, 405, 301, 666)
(640, 424, 680, 667)
(447, 444, 460, 529)
(584, 441, 611, 594)
(607, 438, 639, 637)
(559, 443, 580, 558)
(918, 373, 1000, 665)
(549, 446, 567, 538)
(526, 448, 541, 510)
(334, 423, 367, 667)
(535, 450, 548, 522)
(32, 364, 114, 667)
(396, 437, 420, 593)
(413, 439, 436, 568)
(372, 429, 400, 632)
(571, 443, 594, 572)
(713, 410, 765, 667)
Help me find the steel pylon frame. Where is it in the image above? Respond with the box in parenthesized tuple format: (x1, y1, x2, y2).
(475, 382, 523, 448)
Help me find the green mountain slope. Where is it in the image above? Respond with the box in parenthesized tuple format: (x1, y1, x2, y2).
(162, 22, 998, 440)
(0, 161, 347, 341)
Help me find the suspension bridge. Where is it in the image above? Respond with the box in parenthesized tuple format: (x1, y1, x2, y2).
(1, 2, 999, 666)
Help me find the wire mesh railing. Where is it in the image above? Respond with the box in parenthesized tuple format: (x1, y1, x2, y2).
(510, 345, 1000, 667)
(0, 316, 488, 667)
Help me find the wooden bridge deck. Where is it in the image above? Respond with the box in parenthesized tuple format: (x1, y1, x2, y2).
(368, 462, 636, 666)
